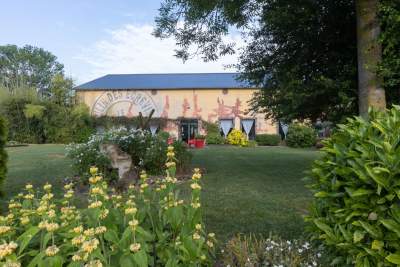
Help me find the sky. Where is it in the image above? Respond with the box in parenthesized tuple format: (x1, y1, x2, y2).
(0, 0, 243, 85)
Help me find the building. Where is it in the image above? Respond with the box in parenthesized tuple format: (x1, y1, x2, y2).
(74, 73, 277, 141)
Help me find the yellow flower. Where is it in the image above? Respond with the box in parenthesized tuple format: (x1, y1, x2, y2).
(72, 254, 82, 261)
(8, 202, 21, 209)
(95, 226, 107, 235)
(125, 207, 138, 215)
(84, 228, 95, 237)
(89, 166, 98, 175)
(90, 187, 104, 195)
(99, 209, 109, 219)
(195, 224, 202, 230)
(166, 152, 175, 157)
(43, 183, 52, 191)
(191, 202, 201, 209)
(47, 209, 56, 218)
(85, 259, 103, 267)
(72, 235, 86, 246)
(64, 183, 73, 190)
(24, 194, 34, 200)
(45, 222, 59, 232)
(81, 238, 99, 254)
(20, 217, 30, 225)
(89, 176, 102, 184)
(130, 243, 141, 253)
(167, 145, 174, 152)
(208, 233, 215, 238)
(25, 184, 33, 190)
(73, 226, 83, 234)
(0, 241, 18, 259)
(140, 183, 148, 189)
(38, 220, 48, 229)
(128, 219, 139, 231)
(192, 173, 202, 180)
(165, 162, 176, 168)
(200, 255, 206, 261)
(140, 171, 148, 180)
(192, 232, 201, 240)
(42, 193, 54, 200)
(190, 183, 201, 190)
(88, 201, 102, 209)
(0, 226, 11, 235)
(45, 245, 59, 256)
(207, 240, 214, 248)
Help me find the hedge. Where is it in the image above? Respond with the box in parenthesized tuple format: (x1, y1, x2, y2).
(0, 115, 7, 195)
(255, 134, 281, 146)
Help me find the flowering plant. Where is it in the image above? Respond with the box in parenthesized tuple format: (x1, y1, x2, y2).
(227, 129, 248, 147)
(66, 128, 192, 178)
(0, 146, 214, 266)
(223, 235, 325, 267)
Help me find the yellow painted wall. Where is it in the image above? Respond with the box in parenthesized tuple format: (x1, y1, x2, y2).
(76, 88, 277, 137)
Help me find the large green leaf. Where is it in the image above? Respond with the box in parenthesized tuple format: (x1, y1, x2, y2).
(386, 253, 400, 264)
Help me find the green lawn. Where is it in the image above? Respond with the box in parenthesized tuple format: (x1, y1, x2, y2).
(4, 144, 319, 242)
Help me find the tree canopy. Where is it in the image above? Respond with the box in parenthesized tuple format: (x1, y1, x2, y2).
(155, 0, 399, 123)
(0, 44, 64, 96)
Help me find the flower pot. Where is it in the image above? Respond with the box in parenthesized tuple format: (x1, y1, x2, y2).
(195, 139, 205, 148)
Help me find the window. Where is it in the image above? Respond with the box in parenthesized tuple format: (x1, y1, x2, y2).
(219, 119, 234, 137)
(241, 119, 256, 140)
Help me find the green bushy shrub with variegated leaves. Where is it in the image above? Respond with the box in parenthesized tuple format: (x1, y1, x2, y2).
(306, 106, 400, 266)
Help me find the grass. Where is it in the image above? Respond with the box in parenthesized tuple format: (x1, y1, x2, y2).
(4, 144, 320, 242)
(192, 145, 320, 241)
(4, 144, 72, 203)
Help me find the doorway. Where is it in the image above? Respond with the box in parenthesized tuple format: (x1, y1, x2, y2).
(180, 119, 198, 142)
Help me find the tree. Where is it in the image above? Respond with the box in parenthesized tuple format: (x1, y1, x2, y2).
(0, 115, 7, 195)
(155, 0, 398, 122)
(356, 0, 386, 117)
(49, 74, 74, 106)
(0, 45, 64, 96)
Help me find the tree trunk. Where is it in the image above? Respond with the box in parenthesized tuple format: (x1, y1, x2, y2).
(356, 0, 386, 117)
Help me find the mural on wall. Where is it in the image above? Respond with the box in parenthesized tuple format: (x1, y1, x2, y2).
(91, 91, 159, 117)
(82, 89, 276, 134)
(207, 97, 244, 122)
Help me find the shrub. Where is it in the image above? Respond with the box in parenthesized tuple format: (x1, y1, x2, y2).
(66, 128, 192, 177)
(205, 133, 224, 145)
(286, 123, 317, 148)
(0, 115, 7, 195)
(255, 134, 281, 146)
(247, 140, 258, 148)
(227, 129, 248, 147)
(222, 234, 325, 266)
(307, 107, 400, 266)
(0, 147, 215, 266)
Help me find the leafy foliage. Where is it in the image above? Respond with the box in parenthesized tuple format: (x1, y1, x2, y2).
(307, 106, 400, 266)
(0, 115, 7, 195)
(0, 45, 64, 95)
(154, 0, 399, 122)
(66, 128, 192, 177)
(286, 124, 317, 148)
(0, 147, 215, 266)
(255, 134, 281, 146)
(379, 0, 400, 104)
(205, 133, 224, 145)
(0, 91, 94, 144)
(227, 129, 248, 147)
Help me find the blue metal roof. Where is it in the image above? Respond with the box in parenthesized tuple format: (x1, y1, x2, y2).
(74, 73, 252, 90)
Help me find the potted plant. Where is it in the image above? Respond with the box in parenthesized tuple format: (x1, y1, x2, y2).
(195, 134, 206, 148)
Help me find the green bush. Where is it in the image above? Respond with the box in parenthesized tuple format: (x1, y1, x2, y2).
(0, 93, 94, 144)
(0, 115, 7, 195)
(255, 134, 281, 146)
(205, 133, 224, 145)
(307, 107, 400, 266)
(286, 123, 316, 148)
(0, 148, 215, 266)
(66, 128, 192, 178)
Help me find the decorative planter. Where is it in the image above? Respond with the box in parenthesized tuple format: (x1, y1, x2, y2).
(195, 139, 205, 148)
